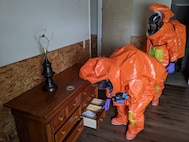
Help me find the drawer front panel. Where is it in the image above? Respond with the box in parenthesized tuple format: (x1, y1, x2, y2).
(66, 95, 80, 117)
(55, 107, 81, 142)
(97, 110, 106, 130)
(63, 120, 84, 142)
(52, 109, 67, 130)
(81, 85, 95, 102)
(81, 96, 94, 112)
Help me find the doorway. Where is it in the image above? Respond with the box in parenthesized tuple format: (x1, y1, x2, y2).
(165, 1, 189, 87)
(97, 0, 132, 57)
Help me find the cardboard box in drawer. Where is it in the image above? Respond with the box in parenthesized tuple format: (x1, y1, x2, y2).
(82, 98, 106, 129)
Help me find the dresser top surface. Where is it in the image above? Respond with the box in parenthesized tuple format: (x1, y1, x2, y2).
(4, 64, 90, 120)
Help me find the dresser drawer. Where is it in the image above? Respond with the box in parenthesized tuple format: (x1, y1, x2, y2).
(81, 85, 96, 102)
(80, 95, 94, 112)
(55, 107, 81, 142)
(82, 98, 106, 130)
(66, 95, 80, 117)
(63, 120, 84, 142)
(80, 86, 96, 112)
(96, 109, 106, 130)
(51, 109, 67, 131)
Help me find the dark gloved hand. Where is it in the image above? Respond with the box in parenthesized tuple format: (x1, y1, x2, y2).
(102, 98, 111, 111)
(93, 79, 113, 93)
(166, 62, 175, 74)
(115, 93, 128, 104)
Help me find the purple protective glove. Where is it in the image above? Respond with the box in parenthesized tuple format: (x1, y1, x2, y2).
(116, 100, 124, 104)
(166, 62, 175, 74)
(102, 98, 111, 111)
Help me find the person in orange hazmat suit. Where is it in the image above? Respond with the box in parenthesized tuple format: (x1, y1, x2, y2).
(79, 44, 167, 140)
(145, 3, 186, 74)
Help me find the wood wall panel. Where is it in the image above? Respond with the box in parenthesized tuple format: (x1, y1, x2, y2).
(91, 34, 97, 57)
(130, 36, 147, 50)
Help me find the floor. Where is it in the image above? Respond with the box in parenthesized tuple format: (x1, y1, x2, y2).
(77, 72, 189, 142)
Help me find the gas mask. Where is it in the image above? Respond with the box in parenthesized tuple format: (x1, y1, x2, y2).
(147, 13, 163, 35)
(93, 79, 113, 93)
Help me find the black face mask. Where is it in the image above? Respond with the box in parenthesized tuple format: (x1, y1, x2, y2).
(93, 79, 113, 93)
(147, 13, 163, 35)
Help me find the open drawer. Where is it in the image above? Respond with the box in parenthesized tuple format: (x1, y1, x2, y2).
(82, 98, 107, 130)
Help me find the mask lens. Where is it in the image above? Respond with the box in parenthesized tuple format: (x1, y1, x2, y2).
(93, 80, 108, 90)
(93, 79, 113, 92)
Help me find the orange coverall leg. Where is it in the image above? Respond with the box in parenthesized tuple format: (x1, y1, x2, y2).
(127, 77, 166, 135)
(128, 90, 154, 135)
(152, 72, 167, 106)
(111, 102, 128, 125)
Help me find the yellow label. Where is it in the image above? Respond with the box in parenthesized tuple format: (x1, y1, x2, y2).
(148, 47, 163, 62)
(128, 111, 135, 126)
(156, 85, 160, 93)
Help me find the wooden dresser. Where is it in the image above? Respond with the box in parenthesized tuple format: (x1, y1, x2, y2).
(4, 64, 97, 142)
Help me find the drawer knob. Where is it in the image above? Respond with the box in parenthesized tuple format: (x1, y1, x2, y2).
(59, 116, 65, 121)
(74, 116, 79, 120)
(60, 130, 66, 135)
(99, 118, 103, 122)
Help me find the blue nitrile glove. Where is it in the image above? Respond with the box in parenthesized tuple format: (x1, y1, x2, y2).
(166, 62, 175, 74)
(102, 98, 111, 111)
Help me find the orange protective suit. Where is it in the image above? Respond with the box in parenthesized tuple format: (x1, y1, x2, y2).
(146, 3, 186, 67)
(79, 44, 167, 138)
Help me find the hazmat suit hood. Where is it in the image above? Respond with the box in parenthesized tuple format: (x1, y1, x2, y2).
(79, 57, 121, 94)
(149, 3, 174, 23)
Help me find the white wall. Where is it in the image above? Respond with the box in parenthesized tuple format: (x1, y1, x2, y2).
(90, 0, 98, 34)
(0, 0, 90, 67)
(131, 0, 172, 36)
